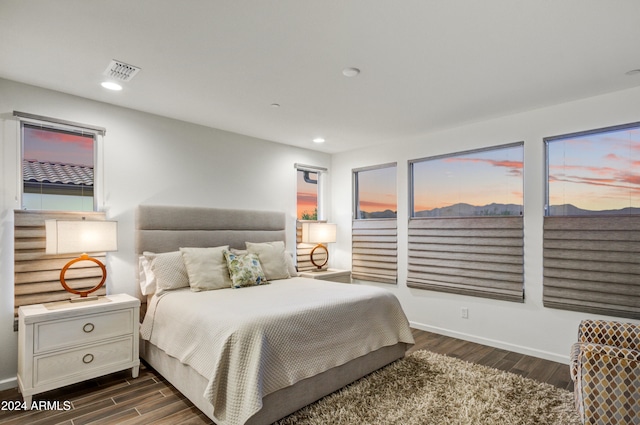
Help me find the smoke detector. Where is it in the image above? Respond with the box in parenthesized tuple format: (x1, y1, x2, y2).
(103, 60, 141, 82)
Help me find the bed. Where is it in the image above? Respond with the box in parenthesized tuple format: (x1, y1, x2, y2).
(136, 205, 414, 425)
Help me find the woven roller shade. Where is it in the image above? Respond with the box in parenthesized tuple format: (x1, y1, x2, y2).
(352, 219, 397, 284)
(14, 210, 108, 316)
(543, 215, 640, 319)
(407, 216, 524, 302)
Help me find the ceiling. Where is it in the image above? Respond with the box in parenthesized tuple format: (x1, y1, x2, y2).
(2, 1, 640, 154)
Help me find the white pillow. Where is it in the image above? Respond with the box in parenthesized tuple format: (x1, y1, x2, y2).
(144, 251, 190, 293)
(246, 241, 290, 280)
(180, 246, 232, 291)
(285, 250, 298, 277)
(138, 254, 156, 295)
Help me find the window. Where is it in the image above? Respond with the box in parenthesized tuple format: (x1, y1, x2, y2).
(546, 124, 640, 216)
(14, 112, 107, 314)
(297, 168, 319, 220)
(354, 164, 397, 219)
(407, 143, 524, 302)
(411, 143, 523, 217)
(543, 123, 640, 319)
(21, 121, 97, 211)
(352, 164, 398, 284)
(295, 164, 326, 272)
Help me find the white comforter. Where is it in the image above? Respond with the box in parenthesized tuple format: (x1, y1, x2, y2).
(140, 277, 414, 425)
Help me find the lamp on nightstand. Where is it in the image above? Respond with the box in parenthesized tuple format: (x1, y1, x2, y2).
(301, 222, 337, 270)
(45, 218, 118, 301)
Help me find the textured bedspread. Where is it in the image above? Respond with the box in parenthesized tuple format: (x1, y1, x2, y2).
(140, 277, 414, 425)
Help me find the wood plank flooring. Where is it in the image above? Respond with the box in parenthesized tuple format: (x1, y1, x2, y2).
(0, 329, 573, 425)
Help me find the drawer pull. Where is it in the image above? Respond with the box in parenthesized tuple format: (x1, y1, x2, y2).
(83, 323, 95, 333)
(82, 354, 94, 364)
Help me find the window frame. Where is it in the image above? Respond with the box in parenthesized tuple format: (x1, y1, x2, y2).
(409, 141, 524, 218)
(16, 111, 105, 212)
(407, 142, 525, 302)
(542, 121, 640, 319)
(351, 162, 398, 284)
(295, 163, 326, 221)
(353, 162, 397, 220)
(544, 121, 640, 217)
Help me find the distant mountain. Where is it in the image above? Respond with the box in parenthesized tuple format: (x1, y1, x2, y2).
(359, 209, 397, 219)
(547, 204, 640, 216)
(414, 203, 523, 217)
(412, 202, 640, 217)
(360, 202, 640, 219)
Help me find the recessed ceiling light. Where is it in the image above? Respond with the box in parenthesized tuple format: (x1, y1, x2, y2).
(342, 67, 360, 77)
(101, 81, 123, 91)
(625, 69, 640, 76)
(313, 137, 325, 144)
(270, 103, 280, 108)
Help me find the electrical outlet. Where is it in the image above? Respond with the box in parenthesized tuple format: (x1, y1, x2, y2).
(461, 307, 469, 319)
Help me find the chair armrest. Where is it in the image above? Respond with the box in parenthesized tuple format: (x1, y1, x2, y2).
(577, 319, 640, 351)
(574, 343, 640, 424)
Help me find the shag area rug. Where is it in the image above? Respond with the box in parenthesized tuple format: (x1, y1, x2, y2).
(275, 350, 581, 425)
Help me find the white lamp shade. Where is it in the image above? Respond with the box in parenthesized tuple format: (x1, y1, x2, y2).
(301, 222, 337, 244)
(45, 220, 118, 254)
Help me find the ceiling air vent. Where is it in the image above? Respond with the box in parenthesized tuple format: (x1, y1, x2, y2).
(103, 60, 141, 82)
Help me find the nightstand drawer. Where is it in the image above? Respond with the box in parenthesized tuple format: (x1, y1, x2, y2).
(33, 336, 134, 387)
(35, 309, 133, 354)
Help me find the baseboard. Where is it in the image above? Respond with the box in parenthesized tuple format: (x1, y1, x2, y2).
(410, 321, 570, 365)
(0, 376, 18, 392)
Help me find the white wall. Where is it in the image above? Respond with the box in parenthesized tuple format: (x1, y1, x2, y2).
(330, 85, 640, 364)
(0, 78, 330, 389)
(2, 77, 640, 390)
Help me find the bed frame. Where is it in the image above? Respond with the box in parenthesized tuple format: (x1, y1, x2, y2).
(136, 205, 408, 425)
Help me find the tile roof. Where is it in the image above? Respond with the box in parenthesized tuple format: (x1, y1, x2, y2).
(23, 160, 94, 186)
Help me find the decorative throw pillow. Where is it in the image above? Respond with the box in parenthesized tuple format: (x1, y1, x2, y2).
(246, 241, 290, 280)
(144, 251, 190, 293)
(180, 246, 232, 291)
(223, 250, 268, 288)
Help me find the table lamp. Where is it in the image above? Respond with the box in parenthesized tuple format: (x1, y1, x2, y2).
(301, 222, 337, 270)
(45, 218, 118, 301)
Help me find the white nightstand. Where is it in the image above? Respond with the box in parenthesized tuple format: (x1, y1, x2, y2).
(299, 268, 352, 283)
(18, 293, 140, 407)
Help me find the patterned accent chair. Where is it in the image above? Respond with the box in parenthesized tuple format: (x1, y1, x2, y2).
(570, 320, 640, 424)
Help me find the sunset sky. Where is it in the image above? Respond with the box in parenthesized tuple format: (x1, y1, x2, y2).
(412, 145, 524, 213)
(547, 127, 640, 211)
(357, 166, 397, 214)
(25, 122, 639, 216)
(23, 125, 94, 167)
(297, 170, 318, 219)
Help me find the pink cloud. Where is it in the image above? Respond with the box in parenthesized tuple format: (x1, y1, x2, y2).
(549, 164, 618, 176)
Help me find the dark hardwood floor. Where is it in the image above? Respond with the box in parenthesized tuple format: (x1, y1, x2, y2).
(0, 329, 573, 425)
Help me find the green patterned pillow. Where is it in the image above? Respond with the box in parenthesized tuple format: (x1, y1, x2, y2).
(223, 250, 268, 288)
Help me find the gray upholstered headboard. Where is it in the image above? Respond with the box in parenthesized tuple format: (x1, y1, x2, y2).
(136, 205, 287, 254)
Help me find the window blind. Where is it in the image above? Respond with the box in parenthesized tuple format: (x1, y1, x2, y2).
(352, 219, 397, 284)
(543, 215, 640, 319)
(407, 216, 524, 302)
(14, 210, 108, 316)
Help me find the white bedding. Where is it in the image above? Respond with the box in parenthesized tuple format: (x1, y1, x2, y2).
(140, 277, 414, 425)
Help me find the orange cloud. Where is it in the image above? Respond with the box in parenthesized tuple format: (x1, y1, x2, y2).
(444, 157, 523, 170)
(297, 192, 317, 219)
